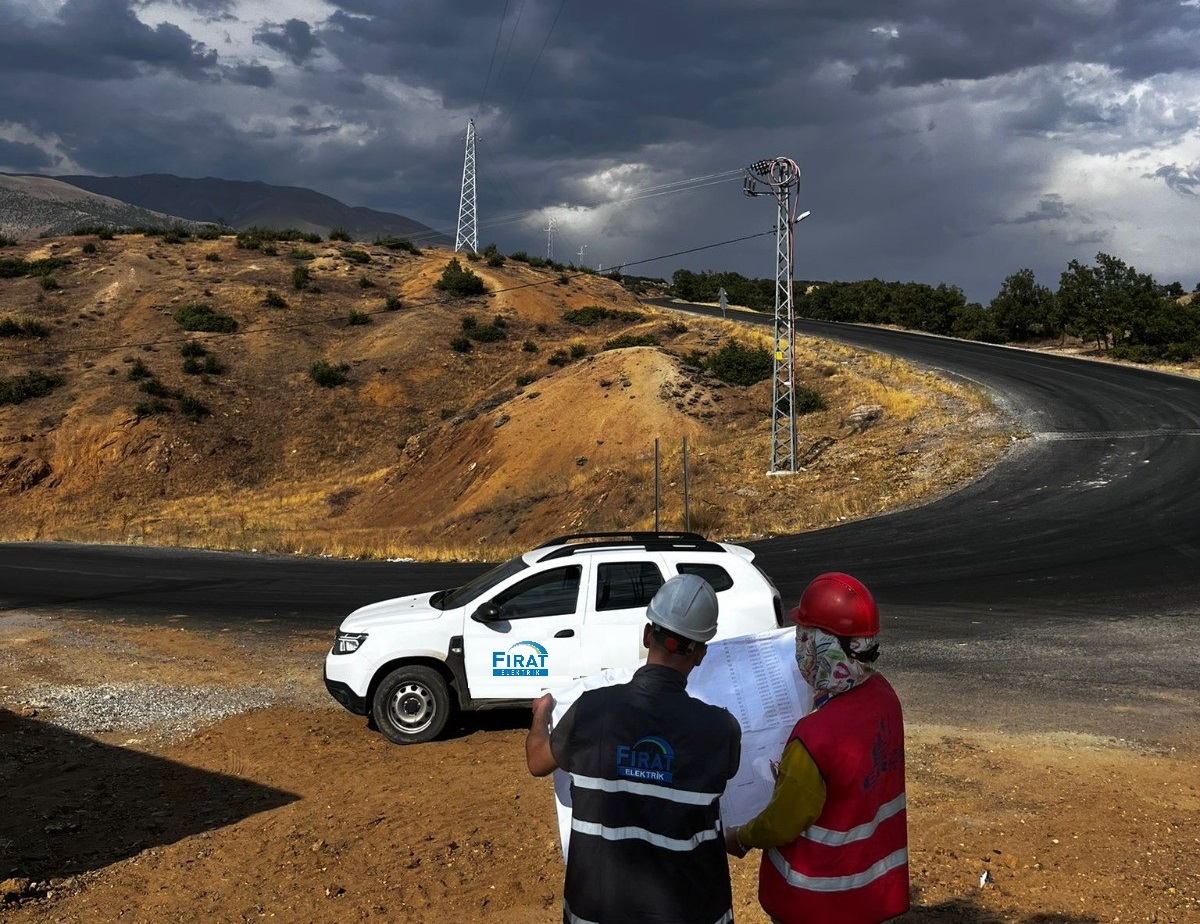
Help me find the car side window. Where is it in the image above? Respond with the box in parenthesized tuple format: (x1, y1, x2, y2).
(493, 566, 582, 620)
(675, 563, 734, 593)
(596, 561, 665, 611)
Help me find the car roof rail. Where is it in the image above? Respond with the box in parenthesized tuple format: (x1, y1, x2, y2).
(534, 531, 725, 561)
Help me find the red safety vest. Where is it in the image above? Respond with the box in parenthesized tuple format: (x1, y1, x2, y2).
(757, 673, 909, 924)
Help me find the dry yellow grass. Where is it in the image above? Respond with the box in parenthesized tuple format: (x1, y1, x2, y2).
(0, 235, 1013, 560)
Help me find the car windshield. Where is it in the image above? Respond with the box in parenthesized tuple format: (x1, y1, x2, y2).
(436, 555, 530, 610)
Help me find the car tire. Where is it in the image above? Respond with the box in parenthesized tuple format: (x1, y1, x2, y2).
(372, 665, 453, 744)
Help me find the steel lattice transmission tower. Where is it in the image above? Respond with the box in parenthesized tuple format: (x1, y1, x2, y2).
(545, 217, 556, 261)
(455, 119, 478, 254)
(744, 157, 810, 473)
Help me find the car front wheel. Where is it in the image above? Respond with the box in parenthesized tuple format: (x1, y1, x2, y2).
(372, 665, 453, 744)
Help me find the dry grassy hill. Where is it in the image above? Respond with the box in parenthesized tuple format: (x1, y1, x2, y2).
(0, 234, 1012, 560)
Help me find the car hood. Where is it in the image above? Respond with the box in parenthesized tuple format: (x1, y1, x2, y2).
(340, 592, 446, 630)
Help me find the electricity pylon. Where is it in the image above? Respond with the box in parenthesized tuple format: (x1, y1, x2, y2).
(455, 120, 478, 253)
(545, 217, 556, 261)
(744, 157, 810, 473)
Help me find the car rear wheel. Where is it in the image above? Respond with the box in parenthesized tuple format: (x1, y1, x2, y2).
(372, 665, 453, 744)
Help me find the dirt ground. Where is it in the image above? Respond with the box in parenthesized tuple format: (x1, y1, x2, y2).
(1, 613, 1197, 924)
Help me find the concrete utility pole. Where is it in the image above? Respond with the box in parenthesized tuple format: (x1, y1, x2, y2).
(455, 119, 478, 254)
(744, 157, 810, 473)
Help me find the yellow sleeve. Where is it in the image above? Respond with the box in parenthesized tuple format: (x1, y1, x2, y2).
(735, 739, 826, 849)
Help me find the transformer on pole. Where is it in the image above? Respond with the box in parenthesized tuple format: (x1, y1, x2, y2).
(455, 119, 478, 254)
(744, 157, 808, 473)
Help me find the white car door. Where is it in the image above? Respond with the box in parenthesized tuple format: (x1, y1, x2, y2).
(576, 553, 668, 677)
(463, 563, 584, 700)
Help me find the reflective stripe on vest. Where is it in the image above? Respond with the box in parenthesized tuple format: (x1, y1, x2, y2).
(564, 898, 734, 924)
(766, 845, 909, 893)
(569, 772, 722, 806)
(571, 818, 721, 852)
(802, 793, 907, 846)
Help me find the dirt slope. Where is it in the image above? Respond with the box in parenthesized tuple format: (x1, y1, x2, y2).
(1, 234, 1009, 560)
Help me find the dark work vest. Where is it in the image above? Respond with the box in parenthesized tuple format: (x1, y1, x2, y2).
(555, 664, 740, 924)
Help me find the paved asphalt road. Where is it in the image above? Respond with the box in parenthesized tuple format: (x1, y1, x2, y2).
(3, 304, 1200, 738)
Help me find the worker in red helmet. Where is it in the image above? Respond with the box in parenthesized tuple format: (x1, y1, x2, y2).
(724, 572, 909, 924)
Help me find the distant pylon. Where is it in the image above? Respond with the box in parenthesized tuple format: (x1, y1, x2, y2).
(545, 217, 556, 261)
(455, 119, 478, 253)
(744, 157, 809, 473)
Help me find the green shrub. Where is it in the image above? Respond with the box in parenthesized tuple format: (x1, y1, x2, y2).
(182, 356, 204, 375)
(329, 226, 353, 242)
(347, 310, 370, 325)
(510, 251, 529, 263)
(260, 243, 277, 256)
(461, 315, 478, 331)
(39, 275, 60, 291)
(562, 306, 642, 326)
(603, 333, 659, 350)
(440, 407, 457, 420)
(556, 274, 570, 286)
(162, 229, 187, 244)
(345, 249, 371, 265)
(127, 358, 152, 380)
(202, 355, 224, 374)
(569, 342, 587, 358)
(138, 378, 178, 399)
(358, 276, 375, 289)
(194, 225, 223, 240)
(0, 317, 49, 338)
(310, 360, 350, 387)
(468, 324, 506, 343)
(98, 228, 114, 241)
(236, 227, 321, 249)
(466, 251, 481, 262)
(0, 234, 15, 247)
(375, 236, 420, 254)
(547, 349, 571, 367)
(793, 386, 827, 415)
(289, 248, 315, 261)
(179, 394, 210, 421)
(262, 290, 288, 308)
(486, 253, 506, 267)
(82, 242, 97, 255)
(205, 251, 221, 262)
(384, 296, 403, 311)
(173, 303, 238, 333)
(434, 259, 486, 297)
(0, 370, 65, 407)
(705, 341, 772, 386)
(516, 372, 537, 386)
(667, 320, 688, 334)
(493, 315, 508, 329)
(180, 341, 207, 358)
(522, 339, 538, 352)
(450, 336, 472, 353)
(528, 256, 546, 268)
(133, 398, 172, 418)
(292, 266, 311, 290)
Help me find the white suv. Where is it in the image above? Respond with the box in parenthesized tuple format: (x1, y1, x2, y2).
(324, 532, 783, 743)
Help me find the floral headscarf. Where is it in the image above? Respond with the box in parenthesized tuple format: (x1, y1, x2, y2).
(796, 625, 876, 707)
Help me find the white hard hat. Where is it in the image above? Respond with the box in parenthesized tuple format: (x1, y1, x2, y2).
(647, 573, 719, 642)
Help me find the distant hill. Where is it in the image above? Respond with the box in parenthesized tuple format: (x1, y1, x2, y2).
(51, 173, 450, 245)
(0, 175, 197, 239)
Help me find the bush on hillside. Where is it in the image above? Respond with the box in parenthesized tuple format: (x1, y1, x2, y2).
(562, 306, 643, 326)
(603, 333, 659, 350)
(173, 303, 238, 333)
(434, 259, 486, 297)
(704, 341, 772, 386)
(0, 370, 65, 407)
(310, 360, 350, 387)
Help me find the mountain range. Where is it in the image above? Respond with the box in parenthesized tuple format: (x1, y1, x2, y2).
(0, 173, 450, 244)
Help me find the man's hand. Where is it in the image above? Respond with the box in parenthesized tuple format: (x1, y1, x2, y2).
(724, 825, 749, 858)
(525, 693, 558, 777)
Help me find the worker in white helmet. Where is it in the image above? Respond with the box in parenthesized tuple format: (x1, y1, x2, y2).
(526, 573, 743, 924)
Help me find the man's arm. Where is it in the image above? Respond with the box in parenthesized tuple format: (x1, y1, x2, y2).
(525, 693, 558, 777)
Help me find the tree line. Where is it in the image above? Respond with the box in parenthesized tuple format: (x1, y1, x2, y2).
(669, 256, 1200, 363)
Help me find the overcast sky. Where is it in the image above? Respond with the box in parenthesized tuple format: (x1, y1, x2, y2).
(2, 0, 1198, 302)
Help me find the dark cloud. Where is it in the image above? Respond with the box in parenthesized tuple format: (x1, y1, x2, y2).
(1005, 195, 1071, 225)
(142, 0, 237, 20)
(0, 139, 55, 171)
(252, 19, 321, 66)
(0, 0, 219, 81)
(226, 62, 273, 87)
(1148, 162, 1200, 197)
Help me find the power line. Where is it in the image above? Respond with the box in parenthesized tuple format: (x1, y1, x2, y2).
(0, 227, 777, 360)
(491, 0, 570, 137)
(476, 0, 512, 115)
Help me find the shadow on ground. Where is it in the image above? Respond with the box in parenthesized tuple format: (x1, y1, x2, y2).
(903, 899, 1098, 922)
(0, 710, 299, 881)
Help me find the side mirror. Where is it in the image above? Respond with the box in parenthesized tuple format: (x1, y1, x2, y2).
(471, 602, 501, 623)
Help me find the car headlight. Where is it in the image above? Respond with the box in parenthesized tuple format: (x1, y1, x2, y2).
(332, 631, 368, 655)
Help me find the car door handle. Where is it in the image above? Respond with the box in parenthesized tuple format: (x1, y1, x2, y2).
(554, 629, 575, 638)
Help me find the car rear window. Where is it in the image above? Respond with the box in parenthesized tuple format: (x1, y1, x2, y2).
(675, 563, 734, 593)
(596, 561, 665, 611)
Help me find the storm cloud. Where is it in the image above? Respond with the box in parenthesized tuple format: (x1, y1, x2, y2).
(1, 0, 1198, 299)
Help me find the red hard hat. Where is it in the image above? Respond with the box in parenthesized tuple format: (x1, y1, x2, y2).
(789, 572, 879, 636)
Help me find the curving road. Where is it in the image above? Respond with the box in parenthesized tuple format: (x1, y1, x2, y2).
(4, 306, 1200, 631)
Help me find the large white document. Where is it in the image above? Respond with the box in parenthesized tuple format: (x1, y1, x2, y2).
(546, 628, 811, 860)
